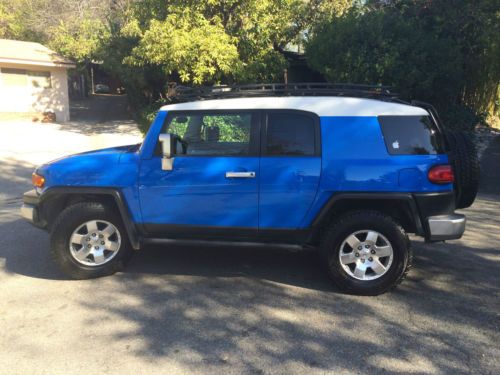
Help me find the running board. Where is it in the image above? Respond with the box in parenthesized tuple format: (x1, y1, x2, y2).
(140, 237, 308, 252)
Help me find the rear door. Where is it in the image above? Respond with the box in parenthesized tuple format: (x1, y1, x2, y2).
(258, 111, 322, 232)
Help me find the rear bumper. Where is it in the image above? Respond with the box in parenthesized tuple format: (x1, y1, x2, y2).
(20, 190, 46, 229)
(427, 214, 466, 241)
(414, 191, 466, 241)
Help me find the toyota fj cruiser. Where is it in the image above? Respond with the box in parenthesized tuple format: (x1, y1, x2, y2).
(21, 84, 479, 295)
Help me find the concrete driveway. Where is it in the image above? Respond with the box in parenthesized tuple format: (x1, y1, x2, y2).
(0, 97, 142, 201)
(0, 107, 499, 374)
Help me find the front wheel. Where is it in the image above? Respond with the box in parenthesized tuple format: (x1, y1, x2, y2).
(320, 211, 412, 295)
(50, 202, 134, 279)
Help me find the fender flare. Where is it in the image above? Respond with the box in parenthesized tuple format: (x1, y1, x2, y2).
(311, 192, 424, 236)
(39, 187, 140, 250)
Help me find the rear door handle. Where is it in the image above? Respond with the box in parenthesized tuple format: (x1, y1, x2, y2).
(225, 171, 256, 178)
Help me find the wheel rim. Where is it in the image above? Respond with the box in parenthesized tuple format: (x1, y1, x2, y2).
(338, 230, 394, 281)
(69, 220, 121, 266)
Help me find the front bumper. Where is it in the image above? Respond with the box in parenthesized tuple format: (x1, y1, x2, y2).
(20, 204, 35, 221)
(20, 190, 46, 229)
(427, 214, 466, 241)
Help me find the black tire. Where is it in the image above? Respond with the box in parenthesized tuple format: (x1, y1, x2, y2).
(50, 202, 134, 279)
(445, 130, 480, 209)
(319, 210, 412, 296)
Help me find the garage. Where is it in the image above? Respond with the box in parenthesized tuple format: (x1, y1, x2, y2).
(0, 39, 75, 122)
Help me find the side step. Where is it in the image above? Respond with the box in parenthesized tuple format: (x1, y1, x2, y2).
(140, 237, 311, 252)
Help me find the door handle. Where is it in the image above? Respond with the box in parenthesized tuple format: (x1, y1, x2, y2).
(225, 171, 256, 178)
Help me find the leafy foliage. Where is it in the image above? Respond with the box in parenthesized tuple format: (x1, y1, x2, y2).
(50, 18, 109, 63)
(0, 0, 111, 44)
(306, 0, 500, 129)
(112, 0, 352, 87)
(126, 11, 240, 84)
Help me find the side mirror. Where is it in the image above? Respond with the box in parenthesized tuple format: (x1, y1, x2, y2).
(158, 134, 174, 170)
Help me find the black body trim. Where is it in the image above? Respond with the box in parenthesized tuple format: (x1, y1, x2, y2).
(312, 191, 459, 241)
(143, 224, 310, 244)
(22, 190, 46, 229)
(37, 187, 140, 250)
(29, 188, 458, 251)
(142, 237, 305, 251)
(312, 192, 423, 233)
(413, 191, 456, 240)
(413, 191, 455, 217)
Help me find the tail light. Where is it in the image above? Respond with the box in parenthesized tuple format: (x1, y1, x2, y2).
(428, 165, 454, 184)
(32, 172, 45, 188)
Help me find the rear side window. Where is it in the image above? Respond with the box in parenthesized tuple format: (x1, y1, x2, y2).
(379, 116, 444, 155)
(265, 113, 316, 156)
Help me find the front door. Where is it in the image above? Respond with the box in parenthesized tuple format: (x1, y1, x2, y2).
(139, 110, 260, 239)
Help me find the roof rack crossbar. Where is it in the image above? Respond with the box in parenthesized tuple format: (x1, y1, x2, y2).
(170, 82, 398, 102)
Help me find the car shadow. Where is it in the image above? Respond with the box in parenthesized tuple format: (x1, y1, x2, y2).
(0, 216, 334, 290)
(128, 243, 334, 291)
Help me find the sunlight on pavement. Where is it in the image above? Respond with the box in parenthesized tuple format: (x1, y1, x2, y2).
(0, 121, 142, 166)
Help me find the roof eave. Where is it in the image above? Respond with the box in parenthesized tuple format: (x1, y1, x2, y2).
(0, 57, 76, 69)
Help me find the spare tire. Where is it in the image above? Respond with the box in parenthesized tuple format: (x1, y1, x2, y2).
(444, 130, 480, 209)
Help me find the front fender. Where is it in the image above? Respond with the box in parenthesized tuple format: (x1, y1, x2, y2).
(36, 187, 140, 250)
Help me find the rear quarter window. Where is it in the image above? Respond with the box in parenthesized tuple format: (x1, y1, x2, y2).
(265, 113, 317, 156)
(379, 115, 444, 155)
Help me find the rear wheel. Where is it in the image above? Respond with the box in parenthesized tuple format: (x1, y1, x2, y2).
(320, 211, 412, 295)
(50, 202, 133, 279)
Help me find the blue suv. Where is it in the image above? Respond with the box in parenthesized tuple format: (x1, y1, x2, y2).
(20, 84, 479, 295)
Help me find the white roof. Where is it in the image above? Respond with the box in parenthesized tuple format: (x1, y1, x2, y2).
(160, 96, 428, 117)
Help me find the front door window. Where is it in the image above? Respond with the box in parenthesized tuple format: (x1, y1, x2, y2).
(167, 113, 253, 156)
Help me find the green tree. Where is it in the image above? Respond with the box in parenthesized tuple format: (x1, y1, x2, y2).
(107, 0, 352, 85)
(125, 10, 240, 84)
(0, 0, 114, 47)
(306, 0, 500, 128)
(49, 17, 110, 64)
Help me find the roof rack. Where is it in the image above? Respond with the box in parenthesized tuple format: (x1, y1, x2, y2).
(169, 82, 398, 102)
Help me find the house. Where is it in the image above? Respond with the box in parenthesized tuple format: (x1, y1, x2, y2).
(0, 39, 75, 122)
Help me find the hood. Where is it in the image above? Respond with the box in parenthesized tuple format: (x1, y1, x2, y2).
(36, 144, 140, 189)
(40, 144, 140, 166)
